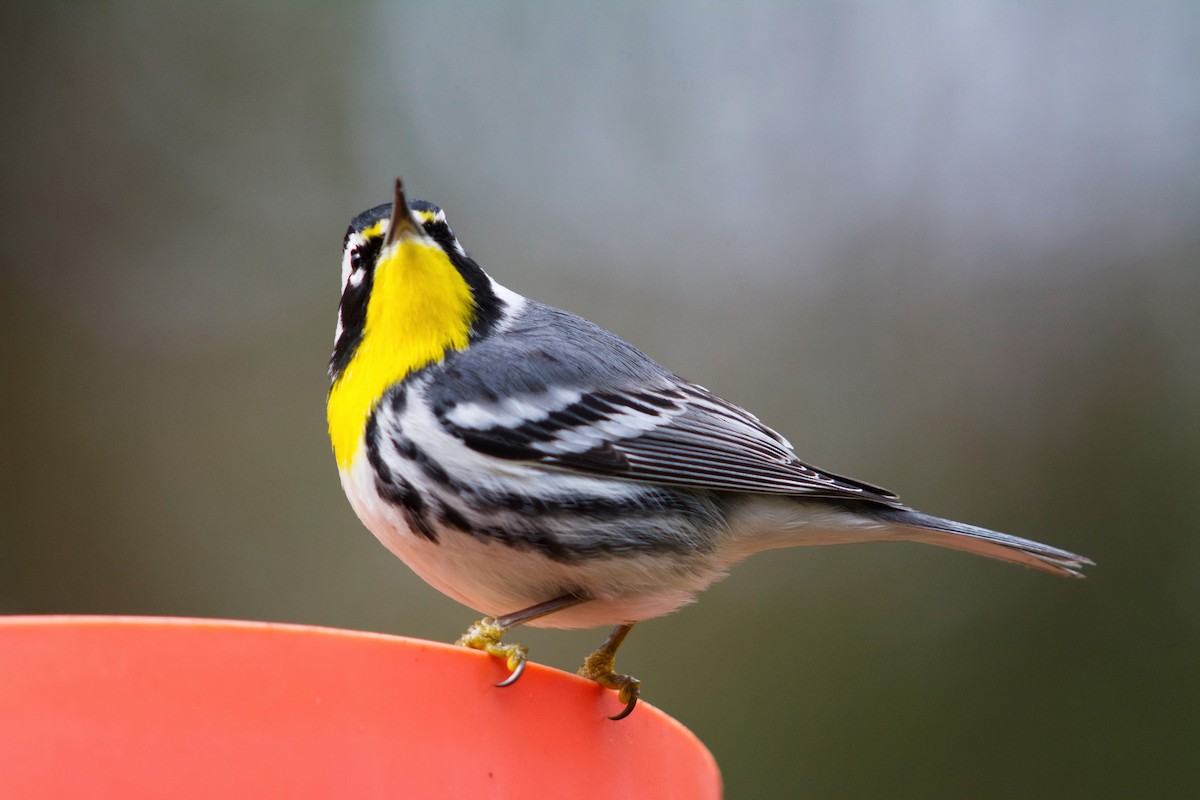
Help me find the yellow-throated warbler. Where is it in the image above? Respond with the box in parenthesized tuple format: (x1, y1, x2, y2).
(328, 179, 1092, 720)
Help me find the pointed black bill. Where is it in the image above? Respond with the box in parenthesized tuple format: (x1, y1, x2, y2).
(384, 177, 419, 245)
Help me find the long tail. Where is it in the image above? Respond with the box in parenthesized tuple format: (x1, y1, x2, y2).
(865, 507, 1094, 578)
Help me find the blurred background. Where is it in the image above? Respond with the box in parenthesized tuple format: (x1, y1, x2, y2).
(1, 3, 1197, 797)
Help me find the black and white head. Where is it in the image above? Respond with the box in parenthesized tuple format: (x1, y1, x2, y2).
(330, 179, 505, 382)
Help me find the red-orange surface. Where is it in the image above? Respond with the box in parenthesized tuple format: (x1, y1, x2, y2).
(0, 616, 720, 799)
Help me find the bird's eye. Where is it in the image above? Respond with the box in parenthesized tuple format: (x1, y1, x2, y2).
(350, 250, 363, 271)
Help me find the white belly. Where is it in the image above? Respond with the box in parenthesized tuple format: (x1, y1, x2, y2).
(339, 452, 732, 629)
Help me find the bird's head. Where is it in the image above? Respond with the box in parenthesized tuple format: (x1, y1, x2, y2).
(327, 179, 501, 468)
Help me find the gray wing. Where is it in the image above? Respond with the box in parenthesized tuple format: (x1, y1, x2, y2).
(425, 302, 901, 506)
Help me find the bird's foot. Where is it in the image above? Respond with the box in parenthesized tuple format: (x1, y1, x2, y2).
(456, 617, 528, 687)
(578, 637, 641, 721)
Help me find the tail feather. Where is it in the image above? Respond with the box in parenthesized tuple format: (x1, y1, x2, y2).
(867, 507, 1094, 578)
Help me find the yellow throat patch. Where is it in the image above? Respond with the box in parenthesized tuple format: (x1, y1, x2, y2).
(327, 237, 475, 468)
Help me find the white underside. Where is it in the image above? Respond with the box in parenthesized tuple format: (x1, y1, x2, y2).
(340, 445, 893, 630)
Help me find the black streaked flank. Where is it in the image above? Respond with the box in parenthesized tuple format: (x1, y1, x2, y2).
(366, 413, 438, 543)
(367, 398, 724, 558)
(521, 527, 571, 560)
(399, 487, 439, 543)
(392, 433, 453, 486)
(437, 502, 475, 534)
(391, 434, 418, 459)
(470, 484, 718, 524)
(386, 384, 407, 413)
(464, 519, 714, 562)
(364, 414, 393, 484)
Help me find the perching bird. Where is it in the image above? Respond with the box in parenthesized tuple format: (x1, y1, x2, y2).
(327, 179, 1092, 720)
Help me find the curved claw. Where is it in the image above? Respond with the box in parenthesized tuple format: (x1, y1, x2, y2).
(607, 690, 639, 722)
(457, 617, 530, 688)
(578, 623, 642, 722)
(494, 657, 527, 688)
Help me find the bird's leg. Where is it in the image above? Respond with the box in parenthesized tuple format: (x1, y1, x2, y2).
(456, 593, 588, 687)
(578, 623, 641, 720)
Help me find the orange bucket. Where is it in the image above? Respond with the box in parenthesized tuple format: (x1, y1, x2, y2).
(0, 616, 720, 798)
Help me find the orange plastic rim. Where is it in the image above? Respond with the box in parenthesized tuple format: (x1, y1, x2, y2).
(0, 616, 720, 799)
